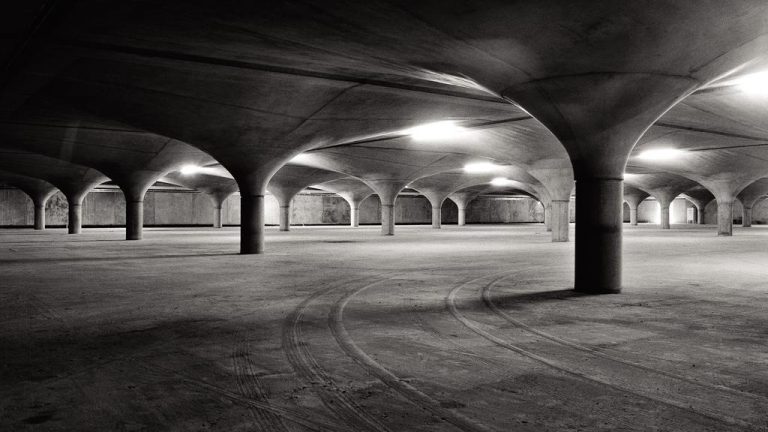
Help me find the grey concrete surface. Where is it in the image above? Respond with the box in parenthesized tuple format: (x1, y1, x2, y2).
(1, 224, 767, 431)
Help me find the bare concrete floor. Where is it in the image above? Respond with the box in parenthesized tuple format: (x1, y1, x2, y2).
(1, 223, 767, 431)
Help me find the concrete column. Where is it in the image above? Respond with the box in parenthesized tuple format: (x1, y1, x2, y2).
(381, 203, 395, 235)
(574, 178, 623, 294)
(279, 203, 291, 231)
(241, 194, 265, 254)
(33, 202, 46, 230)
(743, 206, 752, 227)
(659, 200, 671, 229)
(213, 204, 223, 228)
(68, 203, 83, 234)
(350, 205, 360, 227)
(431, 206, 441, 229)
(544, 202, 552, 232)
(457, 207, 466, 226)
(551, 199, 569, 242)
(629, 205, 638, 226)
(717, 199, 734, 236)
(697, 206, 706, 224)
(126, 200, 144, 240)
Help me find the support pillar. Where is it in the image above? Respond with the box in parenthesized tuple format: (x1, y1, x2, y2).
(365, 180, 406, 236)
(629, 205, 638, 226)
(350, 205, 360, 227)
(241, 194, 265, 253)
(457, 207, 466, 226)
(574, 178, 623, 294)
(381, 203, 395, 235)
(743, 206, 752, 227)
(659, 200, 671, 229)
(697, 206, 705, 224)
(544, 202, 552, 232)
(551, 200, 569, 242)
(279, 203, 291, 231)
(33, 201, 46, 230)
(213, 204, 223, 228)
(68, 202, 83, 234)
(717, 199, 734, 236)
(431, 206, 441, 229)
(126, 200, 144, 240)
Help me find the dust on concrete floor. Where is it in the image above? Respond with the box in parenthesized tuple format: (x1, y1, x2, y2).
(1, 224, 767, 431)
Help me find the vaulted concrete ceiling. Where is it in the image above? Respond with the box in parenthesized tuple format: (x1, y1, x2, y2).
(2, 1, 768, 292)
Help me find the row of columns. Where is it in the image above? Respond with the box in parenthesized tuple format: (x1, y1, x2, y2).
(624, 198, 761, 234)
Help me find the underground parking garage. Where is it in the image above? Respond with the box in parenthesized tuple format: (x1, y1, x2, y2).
(2, 2, 768, 431)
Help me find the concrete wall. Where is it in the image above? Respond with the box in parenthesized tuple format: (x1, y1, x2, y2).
(1, 187, 547, 227)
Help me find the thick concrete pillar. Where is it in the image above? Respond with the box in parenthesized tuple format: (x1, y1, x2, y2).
(341, 196, 363, 227)
(68, 202, 82, 234)
(381, 202, 395, 235)
(350, 205, 360, 227)
(717, 198, 734, 236)
(659, 200, 671, 229)
(574, 178, 623, 294)
(457, 207, 466, 226)
(279, 203, 291, 231)
(33, 201, 46, 230)
(431, 206, 441, 229)
(365, 180, 406, 236)
(743, 206, 752, 227)
(544, 202, 552, 232)
(551, 200, 569, 242)
(697, 206, 705, 224)
(126, 200, 144, 240)
(241, 194, 265, 253)
(629, 205, 638, 226)
(213, 204, 223, 228)
(120, 182, 152, 241)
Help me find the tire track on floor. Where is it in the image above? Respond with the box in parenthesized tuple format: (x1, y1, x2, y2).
(446, 273, 760, 430)
(282, 274, 396, 432)
(481, 276, 768, 404)
(329, 274, 497, 432)
(139, 362, 344, 432)
(232, 334, 290, 432)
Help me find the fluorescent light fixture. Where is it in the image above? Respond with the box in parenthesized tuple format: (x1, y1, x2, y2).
(180, 165, 203, 175)
(734, 72, 768, 95)
(636, 148, 685, 161)
(490, 177, 515, 186)
(405, 121, 466, 141)
(463, 162, 501, 174)
(289, 153, 314, 164)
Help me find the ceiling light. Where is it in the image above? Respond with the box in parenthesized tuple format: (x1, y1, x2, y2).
(180, 165, 203, 175)
(636, 148, 686, 161)
(490, 177, 515, 186)
(463, 162, 501, 174)
(734, 72, 768, 95)
(405, 121, 466, 141)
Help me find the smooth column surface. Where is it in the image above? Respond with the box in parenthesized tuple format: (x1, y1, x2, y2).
(213, 205, 223, 228)
(574, 178, 623, 294)
(551, 200, 569, 242)
(350, 206, 360, 227)
(68, 204, 82, 234)
(381, 204, 395, 235)
(698, 207, 706, 224)
(279, 204, 291, 231)
(659, 202, 671, 229)
(743, 207, 752, 227)
(431, 206, 441, 229)
(629, 206, 638, 226)
(126, 200, 143, 240)
(717, 199, 734, 236)
(544, 203, 552, 232)
(241, 194, 265, 254)
(457, 207, 466, 226)
(33, 203, 45, 230)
